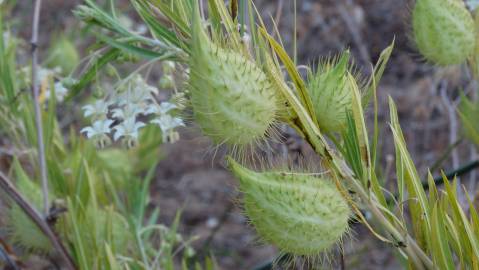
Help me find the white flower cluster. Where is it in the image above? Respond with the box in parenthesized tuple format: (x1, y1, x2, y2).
(39, 68, 71, 102)
(18, 66, 72, 103)
(466, 0, 479, 10)
(81, 71, 185, 148)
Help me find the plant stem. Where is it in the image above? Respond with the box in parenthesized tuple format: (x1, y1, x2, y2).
(293, 0, 297, 65)
(296, 115, 434, 268)
(0, 171, 76, 269)
(31, 0, 49, 215)
(344, 169, 432, 269)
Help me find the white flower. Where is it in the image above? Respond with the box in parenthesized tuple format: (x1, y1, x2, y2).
(136, 24, 148, 34)
(145, 102, 177, 115)
(82, 99, 111, 118)
(44, 81, 69, 102)
(467, 0, 479, 10)
(37, 67, 55, 87)
(80, 119, 113, 138)
(117, 83, 156, 106)
(113, 117, 145, 141)
(3, 31, 10, 45)
(133, 75, 158, 94)
(111, 103, 145, 119)
(151, 114, 184, 143)
(151, 114, 184, 132)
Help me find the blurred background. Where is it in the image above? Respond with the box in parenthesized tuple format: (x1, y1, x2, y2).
(5, 0, 473, 269)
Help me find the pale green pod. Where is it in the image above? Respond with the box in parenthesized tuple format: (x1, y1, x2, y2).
(47, 35, 80, 75)
(229, 158, 350, 255)
(307, 52, 357, 134)
(469, 8, 479, 77)
(188, 7, 278, 146)
(412, 0, 475, 65)
(84, 206, 131, 253)
(8, 177, 53, 253)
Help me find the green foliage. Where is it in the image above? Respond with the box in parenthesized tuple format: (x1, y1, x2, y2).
(458, 93, 479, 146)
(0, 9, 203, 270)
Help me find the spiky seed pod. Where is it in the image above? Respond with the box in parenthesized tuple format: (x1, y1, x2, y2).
(47, 36, 79, 75)
(8, 178, 53, 253)
(84, 206, 131, 253)
(188, 8, 278, 146)
(229, 158, 351, 255)
(470, 8, 479, 77)
(412, 0, 475, 66)
(307, 52, 357, 134)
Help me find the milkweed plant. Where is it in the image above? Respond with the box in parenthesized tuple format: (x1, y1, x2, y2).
(3, 0, 479, 269)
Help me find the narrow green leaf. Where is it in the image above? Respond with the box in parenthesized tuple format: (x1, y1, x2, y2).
(362, 39, 394, 107)
(68, 48, 121, 99)
(389, 97, 430, 247)
(147, 0, 191, 37)
(260, 28, 318, 126)
(430, 203, 455, 270)
(443, 176, 479, 261)
(133, 0, 187, 51)
(94, 33, 166, 59)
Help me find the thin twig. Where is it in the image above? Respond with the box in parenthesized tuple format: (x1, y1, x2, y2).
(432, 160, 479, 185)
(273, 0, 284, 30)
(439, 79, 466, 204)
(0, 171, 76, 269)
(0, 248, 19, 270)
(30, 0, 49, 215)
(336, 0, 370, 65)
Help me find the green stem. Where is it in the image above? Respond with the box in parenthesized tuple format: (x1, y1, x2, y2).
(296, 113, 434, 269)
(293, 0, 297, 65)
(239, 0, 245, 36)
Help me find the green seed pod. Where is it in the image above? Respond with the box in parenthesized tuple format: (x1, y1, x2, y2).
(84, 206, 131, 253)
(188, 7, 278, 146)
(47, 35, 80, 75)
(469, 7, 479, 77)
(307, 52, 357, 134)
(8, 178, 52, 253)
(412, 0, 475, 65)
(228, 158, 350, 255)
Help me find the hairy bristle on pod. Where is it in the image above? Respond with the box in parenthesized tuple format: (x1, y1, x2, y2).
(8, 178, 53, 253)
(228, 157, 351, 256)
(470, 8, 479, 77)
(412, 0, 475, 65)
(84, 206, 131, 253)
(188, 5, 278, 147)
(307, 52, 357, 134)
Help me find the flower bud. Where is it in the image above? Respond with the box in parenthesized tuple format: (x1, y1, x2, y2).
(228, 158, 350, 255)
(159, 74, 175, 89)
(412, 0, 475, 65)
